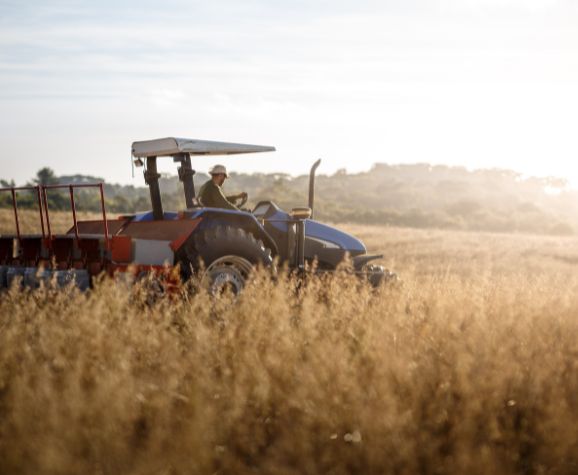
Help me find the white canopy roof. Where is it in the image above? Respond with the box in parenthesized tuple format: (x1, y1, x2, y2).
(132, 137, 276, 158)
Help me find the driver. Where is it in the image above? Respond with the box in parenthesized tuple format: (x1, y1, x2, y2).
(197, 164, 247, 210)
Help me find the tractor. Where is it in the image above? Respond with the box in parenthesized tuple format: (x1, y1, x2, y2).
(0, 137, 393, 293)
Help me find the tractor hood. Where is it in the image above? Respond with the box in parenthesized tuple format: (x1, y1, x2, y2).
(258, 201, 367, 257)
(301, 219, 367, 269)
(304, 220, 366, 254)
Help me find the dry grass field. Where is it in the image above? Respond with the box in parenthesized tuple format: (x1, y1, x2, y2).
(2, 211, 578, 474)
(0, 208, 107, 235)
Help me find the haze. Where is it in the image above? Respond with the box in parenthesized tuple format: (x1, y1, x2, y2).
(0, 0, 577, 186)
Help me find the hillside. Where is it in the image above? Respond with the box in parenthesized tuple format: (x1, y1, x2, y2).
(2, 163, 577, 236)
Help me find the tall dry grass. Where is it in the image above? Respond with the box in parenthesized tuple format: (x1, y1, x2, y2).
(1, 214, 578, 474)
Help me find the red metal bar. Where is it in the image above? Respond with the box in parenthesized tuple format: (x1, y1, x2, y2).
(68, 185, 79, 241)
(41, 183, 110, 248)
(35, 187, 45, 238)
(99, 183, 110, 250)
(10, 189, 21, 243)
(42, 183, 110, 190)
(4, 183, 110, 249)
(42, 186, 52, 241)
(1, 186, 44, 191)
(0, 186, 46, 240)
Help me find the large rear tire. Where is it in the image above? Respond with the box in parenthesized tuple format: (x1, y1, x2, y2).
(180, 226, 273, 295)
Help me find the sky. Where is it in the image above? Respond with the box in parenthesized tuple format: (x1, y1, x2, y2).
(0, 0, 577, 186)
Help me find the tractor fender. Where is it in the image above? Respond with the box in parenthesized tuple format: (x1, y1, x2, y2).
(187, 209, 279, 256)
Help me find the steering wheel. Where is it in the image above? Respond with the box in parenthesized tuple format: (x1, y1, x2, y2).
(237, 193, 248, 208)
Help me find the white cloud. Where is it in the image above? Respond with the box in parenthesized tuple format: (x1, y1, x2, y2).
(0, 0, 577, 186)
(453, 0, 559, 9)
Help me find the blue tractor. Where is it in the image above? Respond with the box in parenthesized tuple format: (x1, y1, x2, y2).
(0, 137, 393, 292)
(130, 137, 391, 293)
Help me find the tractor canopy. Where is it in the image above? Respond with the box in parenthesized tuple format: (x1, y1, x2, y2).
(132, 137, 276, 220)
(132, 137, 276, 158)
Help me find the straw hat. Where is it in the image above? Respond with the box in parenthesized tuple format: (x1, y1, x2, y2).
(209, 164, 228, 177)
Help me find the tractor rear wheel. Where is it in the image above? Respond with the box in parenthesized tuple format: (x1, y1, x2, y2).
(181, 225, 273, 295)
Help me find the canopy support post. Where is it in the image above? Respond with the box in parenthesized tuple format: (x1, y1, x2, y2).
(177, 153, 196, 209)
(145, 156, 164, 220)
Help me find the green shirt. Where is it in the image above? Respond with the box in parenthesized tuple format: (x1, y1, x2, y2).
(197, 179, 239, 210)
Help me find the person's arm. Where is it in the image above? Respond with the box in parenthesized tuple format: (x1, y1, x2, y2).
(226, 192, 247, 202)
(214, 186, 240, 210)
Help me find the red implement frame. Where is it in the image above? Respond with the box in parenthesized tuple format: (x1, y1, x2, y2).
(0, 186, 45, 243)
(42, 183, 110, 250)
(0, 183, 110, 249)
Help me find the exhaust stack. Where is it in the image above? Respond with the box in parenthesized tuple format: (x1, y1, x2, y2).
(308, 159, 321, 219)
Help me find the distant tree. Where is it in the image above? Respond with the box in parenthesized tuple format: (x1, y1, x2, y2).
(549, 222, 574, 236)
(1, 179, 15, 188)
(544, 176, 568, 190)
(1, 162, 577, 235)
(58, 174, 105, 184)
(33, 167, 59, 186)
(28, 168, 70, 209)
(447, 200, 482, 216)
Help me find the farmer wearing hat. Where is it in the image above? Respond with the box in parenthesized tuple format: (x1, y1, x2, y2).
(197, 164, 248, 210)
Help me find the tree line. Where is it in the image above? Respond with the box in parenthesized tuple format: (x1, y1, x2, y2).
(2, 164, 577, 236)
